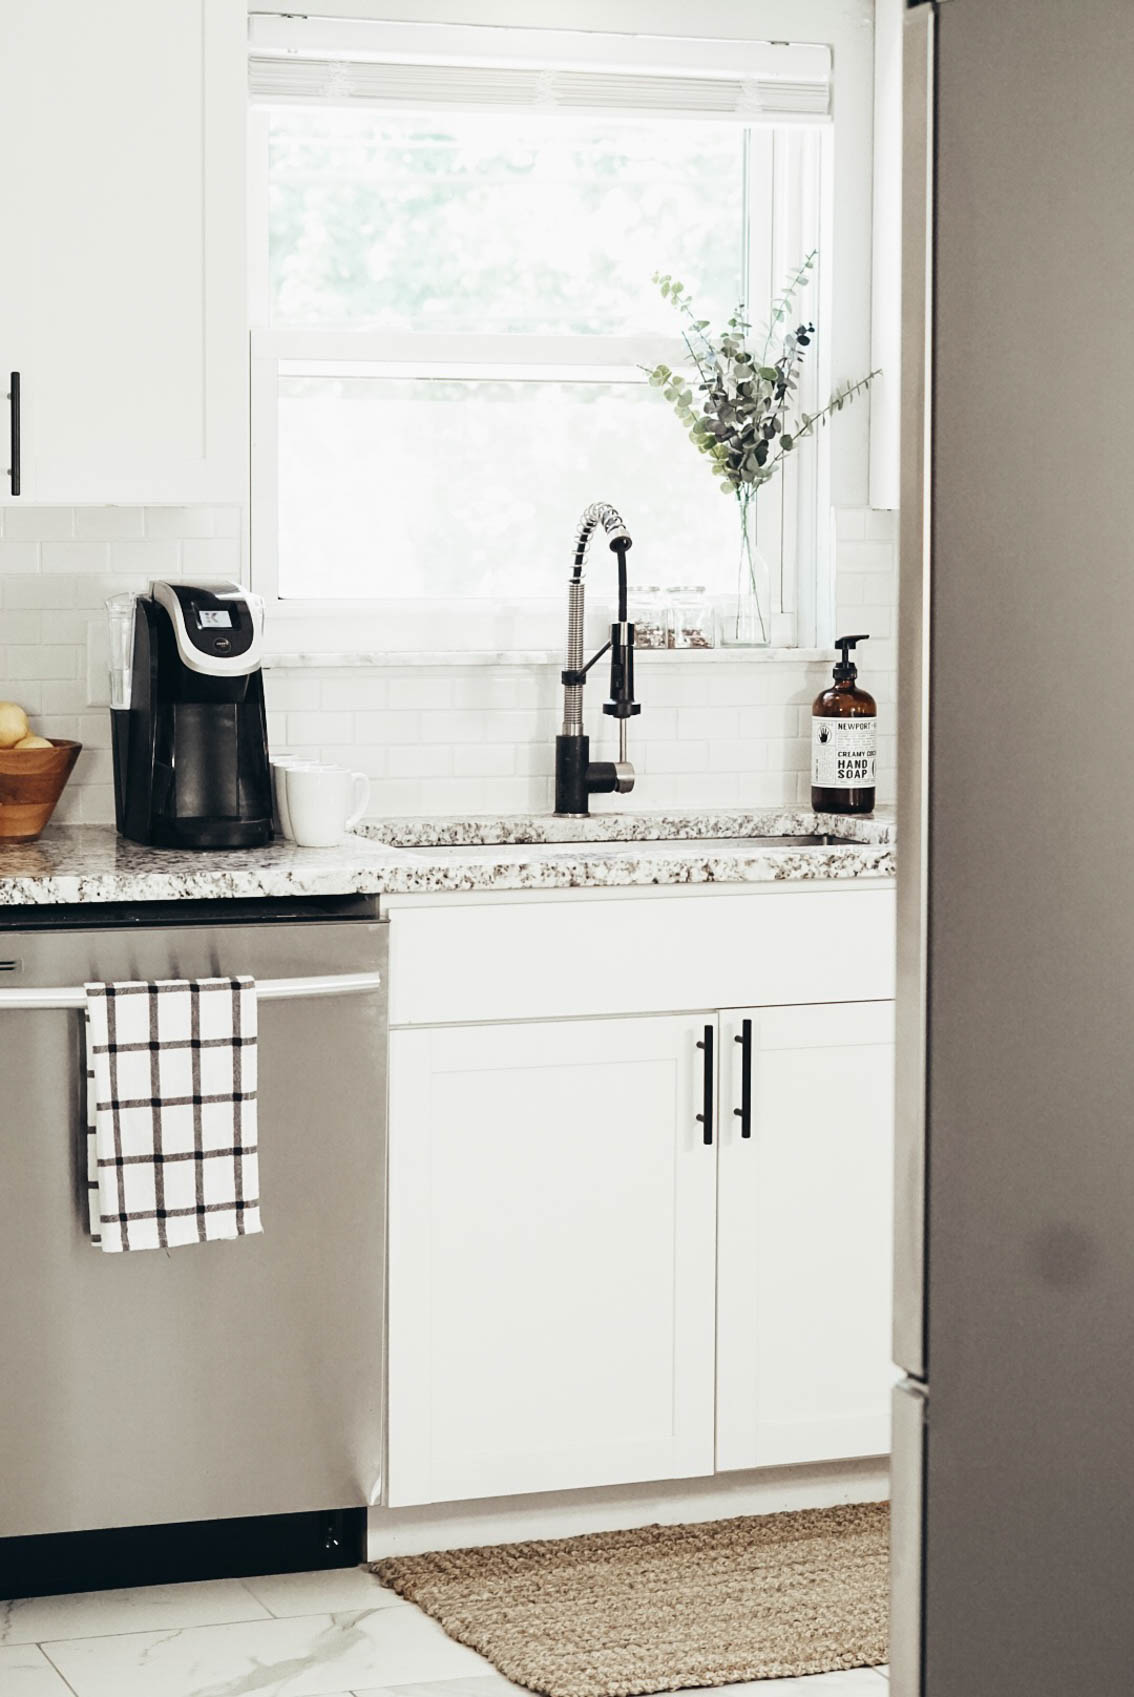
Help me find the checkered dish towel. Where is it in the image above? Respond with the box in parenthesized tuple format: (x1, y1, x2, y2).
(85, 977, 261, 1253)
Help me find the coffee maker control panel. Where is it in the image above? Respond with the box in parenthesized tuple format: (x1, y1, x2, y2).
(153, 581, 262, 678)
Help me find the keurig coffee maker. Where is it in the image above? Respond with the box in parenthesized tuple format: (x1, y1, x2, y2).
(111, 581, 273, 849)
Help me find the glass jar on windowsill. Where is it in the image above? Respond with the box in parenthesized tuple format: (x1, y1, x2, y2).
(666, 586, 714, 649)
(629, 585, 668, 650)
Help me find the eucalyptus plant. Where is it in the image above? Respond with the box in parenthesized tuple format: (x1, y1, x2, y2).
(645, 254, 878, 643)
(647, 252, 877, 501)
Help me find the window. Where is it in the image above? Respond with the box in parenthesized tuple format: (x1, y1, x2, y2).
(249, 20, 836, 648)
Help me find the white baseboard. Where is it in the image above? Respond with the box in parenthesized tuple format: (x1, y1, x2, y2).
(367, 1455, 890, 1561)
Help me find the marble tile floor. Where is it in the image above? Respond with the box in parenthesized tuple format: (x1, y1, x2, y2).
(0, 1567, 891, 1697)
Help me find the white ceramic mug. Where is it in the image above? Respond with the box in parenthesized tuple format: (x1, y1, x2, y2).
(285, 765, 370, 848)
(270, 757, 321, 842)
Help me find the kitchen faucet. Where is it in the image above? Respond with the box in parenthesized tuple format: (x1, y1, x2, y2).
(555, 501, 641, 817)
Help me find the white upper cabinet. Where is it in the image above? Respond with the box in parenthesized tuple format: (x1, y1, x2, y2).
(0, 0, 246, 504)
(386, 1014, 718, 1507)
(715, 999, 896, 1471)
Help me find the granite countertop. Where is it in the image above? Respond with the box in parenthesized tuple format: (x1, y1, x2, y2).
(0, 809, 895, 906)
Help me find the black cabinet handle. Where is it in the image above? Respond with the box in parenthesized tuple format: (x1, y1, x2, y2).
(696, 1024, 714, 1145)
(734, 1018, 753, 1138)
(7, 372, 20, 497)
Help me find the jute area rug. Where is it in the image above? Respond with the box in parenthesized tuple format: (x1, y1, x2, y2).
(372, 1500, 889, 1697)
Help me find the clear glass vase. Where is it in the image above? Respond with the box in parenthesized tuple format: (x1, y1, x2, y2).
(718, 498, 772, 648)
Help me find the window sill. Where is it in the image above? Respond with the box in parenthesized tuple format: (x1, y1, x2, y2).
(261, 647, 835, 669)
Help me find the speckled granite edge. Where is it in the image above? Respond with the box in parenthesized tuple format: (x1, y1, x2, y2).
(0, 813, 895, 907)
(359, 807, 895, 849)
(375, 841, 895, 894)
(0, 830, 414, 907)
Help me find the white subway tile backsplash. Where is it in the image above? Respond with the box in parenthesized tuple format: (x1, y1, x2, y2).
(1, 503, 899, 813)
(318, 743, 388, 776)
(676, 706, 740, 741)
(211, 508, 243, 539)
(40, 681, 89, 713)
(41, 541, 111, 574)
(70, 573, 154, 609)
(835, 539, 896, 576)
(181, 538, 241, 577)
(78, 784, 116, 824)
(2, 576, 61, 610)
(286, 711, 354, 745)
(103, 540, 182, 576)
(263, 676, 321, 713)
(144, 506, 224, 539)
(7, 681, 42, 713)
(74, 508, 146, 540)
(388, 744, 453, 779)
(0, 541, 41, 575)
(319, 676, 389, 711)
(77, 712, 112, 748)
(363, 776, 423, 815)
(738, 704, 799, 740)
(834, 507, 868, 541)
(2, 507, 75, 541)
(860, 573, 898, 608)
(1, 611, 42, 643)
(8, 645, 79, 680)
(354, 709, 422, 744)
(514, 742, 557, 777)
(451, 744, 516, 778)
(73, 748, 114, 786)
(644, 740, 709, 775)
(386, 675, 454, 710)
(706, 738, 770, 773)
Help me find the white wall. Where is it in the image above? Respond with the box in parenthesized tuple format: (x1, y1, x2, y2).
(0, 505, 896, 823)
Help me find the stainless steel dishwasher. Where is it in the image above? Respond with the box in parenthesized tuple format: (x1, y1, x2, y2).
(0, 895, 386, 1540)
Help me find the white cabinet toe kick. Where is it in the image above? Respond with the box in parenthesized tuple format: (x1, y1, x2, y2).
(382, 880, 897, 1509)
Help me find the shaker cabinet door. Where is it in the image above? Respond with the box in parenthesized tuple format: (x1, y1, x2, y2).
(386, 1014, 718, 1506)
(0, 0, 245, 503)
(715, 1000, 896, 1470)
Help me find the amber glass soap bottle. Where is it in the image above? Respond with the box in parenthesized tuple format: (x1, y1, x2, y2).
(811, 634, 876, 815)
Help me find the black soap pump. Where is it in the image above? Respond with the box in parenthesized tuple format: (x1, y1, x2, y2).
(811, 634, 876, 815)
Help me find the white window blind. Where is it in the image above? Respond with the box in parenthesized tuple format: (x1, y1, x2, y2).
(247, 18, 832, 122)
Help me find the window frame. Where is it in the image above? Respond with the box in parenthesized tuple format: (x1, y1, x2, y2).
(247, 23, 850, 656)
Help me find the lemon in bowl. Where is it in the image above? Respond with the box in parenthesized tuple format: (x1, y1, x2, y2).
(0, 701, 82, 842)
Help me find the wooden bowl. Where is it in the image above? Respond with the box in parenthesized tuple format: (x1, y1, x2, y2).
(0, 739, 82, 842)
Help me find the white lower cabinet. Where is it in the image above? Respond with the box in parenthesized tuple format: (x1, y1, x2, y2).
(386, 1014, 718, 1507)
(384, 889, 897, 1508)
(715, 1001, 896, 1470)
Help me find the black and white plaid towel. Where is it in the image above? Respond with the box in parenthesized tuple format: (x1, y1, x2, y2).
(85, 977, 261, 1253)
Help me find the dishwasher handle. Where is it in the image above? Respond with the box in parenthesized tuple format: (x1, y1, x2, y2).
(0, 970, 383, 1012)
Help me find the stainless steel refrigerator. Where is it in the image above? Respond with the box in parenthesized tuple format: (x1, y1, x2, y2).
(892, 3, 1134, 1693)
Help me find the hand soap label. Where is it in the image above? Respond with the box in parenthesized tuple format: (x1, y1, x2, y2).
(811, 717, 876, 789)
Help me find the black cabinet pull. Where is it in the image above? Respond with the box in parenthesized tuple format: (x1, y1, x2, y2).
(7, 372, 20, 497)
(734, 1018, 753, 1138)
(696, 1024, 714, 1145)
